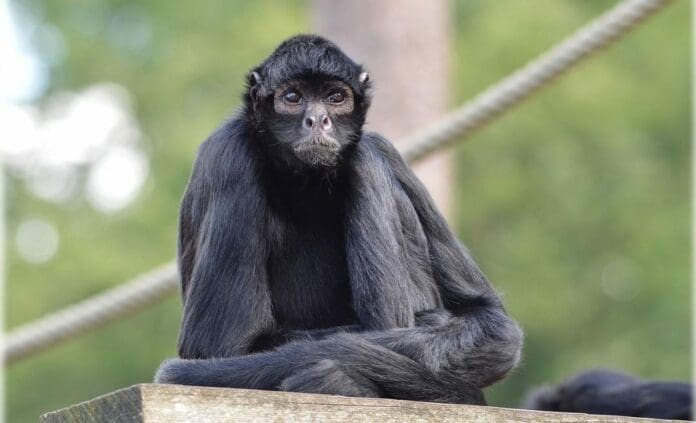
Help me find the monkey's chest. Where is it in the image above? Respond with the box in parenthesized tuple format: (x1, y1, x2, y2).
(267, 220, 356, 330)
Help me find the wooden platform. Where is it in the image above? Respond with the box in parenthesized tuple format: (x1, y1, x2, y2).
(40, 383, 686, 422)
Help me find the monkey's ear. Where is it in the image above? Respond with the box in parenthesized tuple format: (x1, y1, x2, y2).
(248, 71, 262, 103)
(359, 72, 370, 85)
(248, 71, 262, 87)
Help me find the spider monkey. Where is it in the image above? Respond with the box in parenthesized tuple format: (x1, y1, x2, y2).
(155, 34, 523, 405)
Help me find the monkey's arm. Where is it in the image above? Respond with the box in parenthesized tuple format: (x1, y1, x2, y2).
(352, 133, 523, 385)
(177, 121, 274, 359)
(367, 133, 503, 311)
(344, 137, 420, 329)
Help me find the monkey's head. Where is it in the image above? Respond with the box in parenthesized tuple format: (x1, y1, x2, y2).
(245, 35, 371, 169)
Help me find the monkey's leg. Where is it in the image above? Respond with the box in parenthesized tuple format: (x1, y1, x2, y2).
(278, 358, 383, 398)
(155, 333, 484, 403)
(276, 307, 521, 401)
(264, 307, 521, 401)
(362, 307, 524, 389)
(156, 308, 520, 404)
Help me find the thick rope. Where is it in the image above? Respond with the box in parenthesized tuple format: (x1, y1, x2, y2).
(4, 263, 178, 364)
(3, 0, 673, 365)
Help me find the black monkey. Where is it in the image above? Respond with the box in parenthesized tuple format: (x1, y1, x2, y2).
(155, 35, 523, 404)
(523, 369, 692, 420)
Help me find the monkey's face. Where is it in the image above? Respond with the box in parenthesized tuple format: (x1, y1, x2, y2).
(264, 78, 360, 168)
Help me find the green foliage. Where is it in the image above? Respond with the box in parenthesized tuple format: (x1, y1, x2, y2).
(6, 1, 689, 421)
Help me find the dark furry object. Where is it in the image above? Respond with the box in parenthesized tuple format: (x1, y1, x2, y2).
(523, 369, 692, 420)
(154, 34, 523, 405)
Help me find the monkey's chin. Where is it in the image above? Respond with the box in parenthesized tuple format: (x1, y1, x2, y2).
(292, 137, 341, 167)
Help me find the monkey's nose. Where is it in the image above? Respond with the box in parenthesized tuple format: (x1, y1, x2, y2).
(321, 115, 332, 130)
(303, 115, 332, 131)
(303, 116, 316, 129)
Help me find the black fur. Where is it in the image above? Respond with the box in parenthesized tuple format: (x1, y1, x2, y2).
(155, 34, 523, 404)
(523, 369, 693, 420)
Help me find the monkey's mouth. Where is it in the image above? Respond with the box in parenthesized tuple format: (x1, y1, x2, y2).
(292, 136, 341, 167)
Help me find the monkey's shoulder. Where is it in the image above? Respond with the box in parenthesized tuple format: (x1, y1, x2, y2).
(355, 131, 410, 170)
(198, 116, 252, 157)
(355, 132, 419, 187)
(191, 116, 259, 187)
(358, 131, 399, 156)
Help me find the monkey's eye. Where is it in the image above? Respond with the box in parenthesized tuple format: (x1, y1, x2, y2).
(283, 90, 302, 104)
(325, 91, 345, 104)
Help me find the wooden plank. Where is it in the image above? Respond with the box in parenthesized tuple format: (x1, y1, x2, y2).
(41, 384, 686, 423)
(40, 385, 143, 423)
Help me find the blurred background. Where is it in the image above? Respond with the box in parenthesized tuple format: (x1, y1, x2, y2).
(2, 0, 690, 421)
